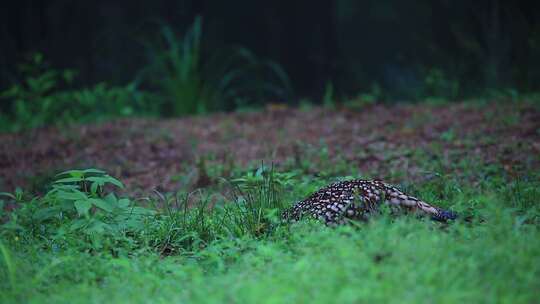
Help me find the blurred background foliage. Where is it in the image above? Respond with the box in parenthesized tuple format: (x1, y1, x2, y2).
(1, 0, 539, 130)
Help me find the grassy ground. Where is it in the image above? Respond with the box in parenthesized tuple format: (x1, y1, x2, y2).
(4, 215, 540, 303)
(1, 101, 540, 303)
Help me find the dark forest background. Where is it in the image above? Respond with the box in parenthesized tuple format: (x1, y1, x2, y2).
(1, 0, 540, 129)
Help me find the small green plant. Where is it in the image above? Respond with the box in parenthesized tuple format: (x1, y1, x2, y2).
(0, 53, 73, 130)
(424, 67, 460, 100)
(225, 165, 289, 237)
(138, 17, 292, 116)
(344, 83, 382, 110)
(0, 53, 153, 132)
(1, 169, 154, 252)
(299, 98, 315, 111)
(440, 129, 456, 142)
(322, 81, 335, 109)
(231, 164, 296, 190)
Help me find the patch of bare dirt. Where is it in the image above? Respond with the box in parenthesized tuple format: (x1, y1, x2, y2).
(1, 102, 539, 194)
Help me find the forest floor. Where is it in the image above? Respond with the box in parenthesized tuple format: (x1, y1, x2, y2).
(2, 100, 540, 303)
(1, 101, 539, 194)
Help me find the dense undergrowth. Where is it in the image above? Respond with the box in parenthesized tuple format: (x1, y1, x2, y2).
(0, 17, 292, 133)
(1, 159, 539, 303)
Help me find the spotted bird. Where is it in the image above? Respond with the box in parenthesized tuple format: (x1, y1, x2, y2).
(283, 179, 457, 226)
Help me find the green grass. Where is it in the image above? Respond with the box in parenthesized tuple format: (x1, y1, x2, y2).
(1, 162, 539, 303)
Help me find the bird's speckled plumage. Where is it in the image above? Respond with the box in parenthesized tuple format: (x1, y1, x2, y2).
(283, 179, 457, 226)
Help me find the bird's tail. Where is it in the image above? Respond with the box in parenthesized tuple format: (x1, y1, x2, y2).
(382, 184, 457, 221)
(417, 201, 458, 221)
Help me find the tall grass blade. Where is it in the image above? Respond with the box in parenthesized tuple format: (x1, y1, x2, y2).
(0, 240, 16, 290)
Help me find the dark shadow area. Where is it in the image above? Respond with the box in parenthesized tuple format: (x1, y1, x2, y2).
(2, 0, 539, 103)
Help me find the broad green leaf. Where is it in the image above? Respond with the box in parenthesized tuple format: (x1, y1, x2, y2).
(87, 176, 124, 188)
(105, 176, 124, 188)
(74, 200, 92, 216)
(51, 184, 79, 191)
(56, 190, 87, 201)
(82, 168, 106, 174)
(118, 198, 130, 209)
(124, 218, 145, 231)
(86, 177, 106, 184)
(105, 193, 117, 205)
(34, 207, 60, 221)
(56, 170, 84, 178)
(87, 220, 110, 234)
(70, 219, 89, 231)
(54, 177, 84, 184)
(89, 198, 113, 213)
